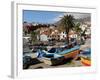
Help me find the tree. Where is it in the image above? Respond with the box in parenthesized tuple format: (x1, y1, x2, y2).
(73, 22, 83, 44)
(59, 15, 75, 45)
(74, 23, 82, 38)
(30, 31, 38, 44)
(74, 23, 87, 45)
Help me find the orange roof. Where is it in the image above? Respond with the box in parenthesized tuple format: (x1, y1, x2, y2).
(40, 31, 49, 35)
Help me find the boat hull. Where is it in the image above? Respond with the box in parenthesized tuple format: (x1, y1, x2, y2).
(57, 45, 80, 59)
(81, 57, 91, 66)
(63, 50, 80, 59)
(42, 56, 64, 65)
(43, 58, 64, 65)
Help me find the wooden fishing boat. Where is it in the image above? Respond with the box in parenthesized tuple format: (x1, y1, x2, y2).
(80, 57, 91, 66)
(35, 42, 80, 65)
(80, 48, 91, 66)
(45, 45, 80, 59)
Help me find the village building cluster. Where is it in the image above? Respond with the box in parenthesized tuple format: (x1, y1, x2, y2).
(23, 21, 91, 44)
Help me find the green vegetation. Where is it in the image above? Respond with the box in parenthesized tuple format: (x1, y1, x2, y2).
(74, 22, 82, 43)
(30, 31, 38, 44)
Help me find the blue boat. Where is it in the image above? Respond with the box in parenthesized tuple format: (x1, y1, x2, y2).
(34, 42, 80, 65)
(80, 48, 91, 59)
(42, 45, 80, 59)
(34, 50, 64, 65)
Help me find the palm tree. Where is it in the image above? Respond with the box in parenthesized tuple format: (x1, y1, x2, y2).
(74, 22, 82, 44)
(59, 15, 75, 45)
(74, 23, 87, 45)
(74, 23, 82, 38)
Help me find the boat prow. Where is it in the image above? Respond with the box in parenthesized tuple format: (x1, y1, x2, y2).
(81, 57, 91, 66)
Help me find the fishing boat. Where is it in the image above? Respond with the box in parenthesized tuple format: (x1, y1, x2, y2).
(80, 57, 91, 66)
(35, 41, 80, 65)
(80, 48, 91, 55)
(58, 45, 80, 59)
(34, 49, 64, 65)
(43, 45, 80, 59)
(80, 48, 91, 66)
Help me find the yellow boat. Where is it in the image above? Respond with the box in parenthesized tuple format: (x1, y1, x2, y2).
(81, 57, 91, 66)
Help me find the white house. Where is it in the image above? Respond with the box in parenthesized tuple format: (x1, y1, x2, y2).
(40, 34, 48, 41)
(68, 30, 77, 40)
(80, 24, 87, 31)
(60, 32, 66, 40)
(80, 23, 91, 37)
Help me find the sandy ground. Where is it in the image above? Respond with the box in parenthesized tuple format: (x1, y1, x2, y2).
(28, 59, 83, 69)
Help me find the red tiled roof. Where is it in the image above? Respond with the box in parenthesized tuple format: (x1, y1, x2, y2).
(40, 31, 49, 35)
